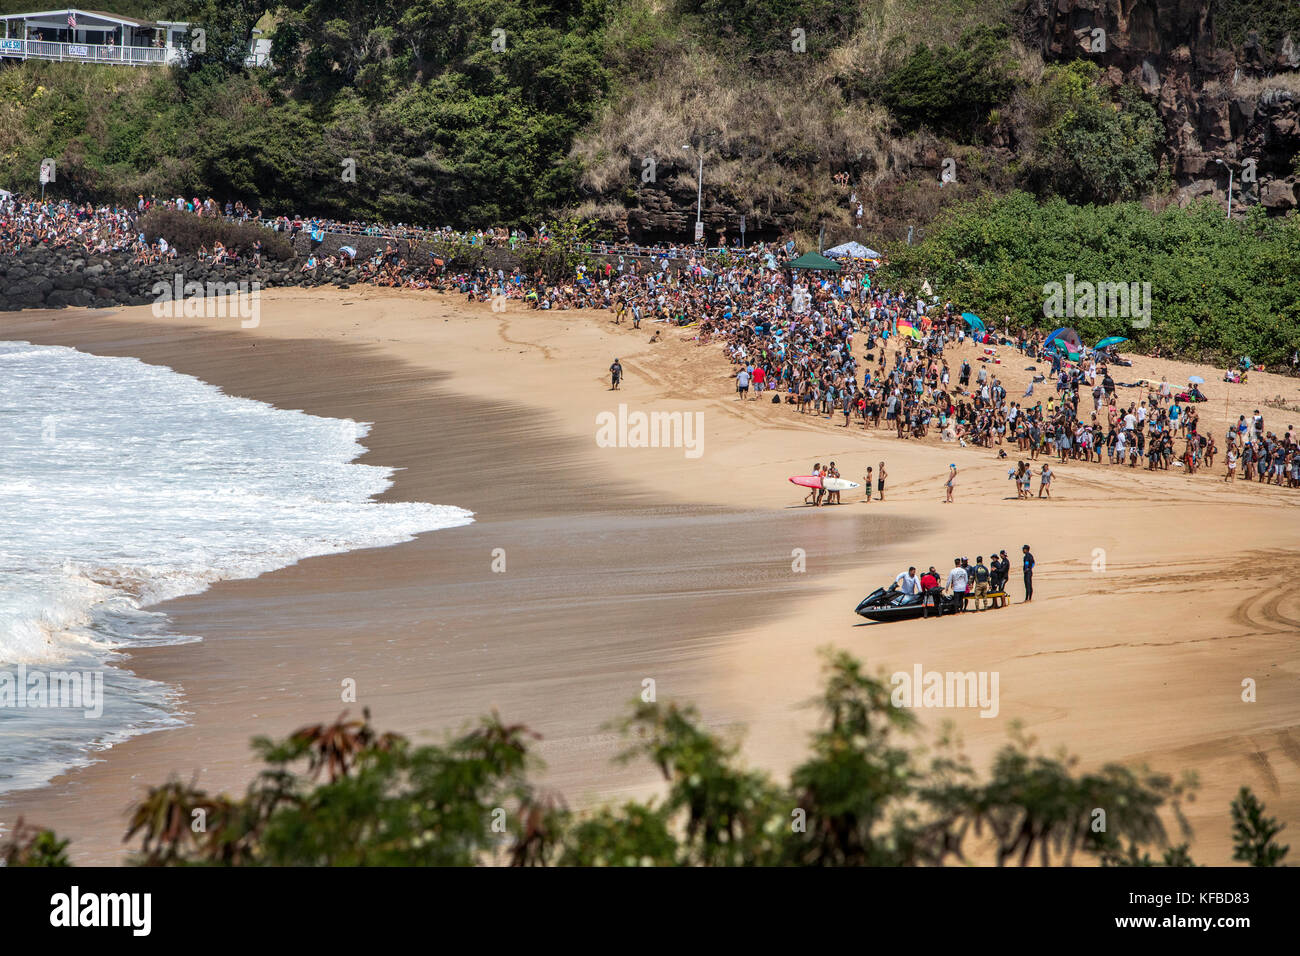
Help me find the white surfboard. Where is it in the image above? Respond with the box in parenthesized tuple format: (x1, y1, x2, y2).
(819, 477, 860, 491)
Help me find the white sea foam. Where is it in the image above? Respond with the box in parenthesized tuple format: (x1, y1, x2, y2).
(0, 341, 473, 794)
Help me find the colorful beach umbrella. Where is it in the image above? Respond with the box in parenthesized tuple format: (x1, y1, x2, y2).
(897, 320, 922, 341)
(1094, 336, 1128, 349)
(961, 311, 985, 332)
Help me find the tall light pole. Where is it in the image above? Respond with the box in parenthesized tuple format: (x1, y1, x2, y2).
(683, 144, 702, 242)
(1215, 158, 1234, 219)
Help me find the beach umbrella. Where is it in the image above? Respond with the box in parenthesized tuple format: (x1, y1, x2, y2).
(1095, 336, 1128, 349)
(1188, 375, 1205, 384)
(961, 311, 985, 331)
(339, 245, 357, 258)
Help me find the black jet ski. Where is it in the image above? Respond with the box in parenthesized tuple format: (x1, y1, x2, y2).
(855, 586, 962, 622)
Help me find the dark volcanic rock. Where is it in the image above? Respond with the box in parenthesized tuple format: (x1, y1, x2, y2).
(1019, 0, 1300, 216)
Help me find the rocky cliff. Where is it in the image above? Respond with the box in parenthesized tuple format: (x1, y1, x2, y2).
(588, 0, 1298, 241)
(1021, 0, 1298, 210)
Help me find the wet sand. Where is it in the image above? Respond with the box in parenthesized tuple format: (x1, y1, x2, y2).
(2, 288, 1297, 864)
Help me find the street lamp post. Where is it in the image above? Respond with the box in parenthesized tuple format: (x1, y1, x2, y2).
(1215, 159, 1234, 219)
(683, 144, 702, 242)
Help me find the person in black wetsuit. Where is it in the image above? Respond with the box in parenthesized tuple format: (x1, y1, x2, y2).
(1021, 544, 1035, 602)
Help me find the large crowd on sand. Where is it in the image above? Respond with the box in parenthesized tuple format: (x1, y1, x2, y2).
(569, 252, 1300, 493)
(2, 193, 1297, 490)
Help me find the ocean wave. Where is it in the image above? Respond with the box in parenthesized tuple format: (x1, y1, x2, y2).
(0, 340, 473, 794)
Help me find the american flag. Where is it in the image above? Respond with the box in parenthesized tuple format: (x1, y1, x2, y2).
(67, 12, 76, 30)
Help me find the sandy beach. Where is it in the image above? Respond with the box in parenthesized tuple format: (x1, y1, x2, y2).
(3, 287, 1298, 864)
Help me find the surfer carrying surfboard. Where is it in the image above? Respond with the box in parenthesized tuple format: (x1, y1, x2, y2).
(805, 463, 822, 505)
(827, 462, 842, 505)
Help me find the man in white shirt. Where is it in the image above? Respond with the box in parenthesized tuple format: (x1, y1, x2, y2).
(894, 567, 920, 595)
(945, 559, 969, 604)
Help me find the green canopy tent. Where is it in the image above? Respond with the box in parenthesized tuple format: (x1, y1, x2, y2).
(787, 251, 841, 273)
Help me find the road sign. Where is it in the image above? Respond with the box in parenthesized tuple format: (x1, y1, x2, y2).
(39, 158, 55, 184)
(739, 215, 746, 233)
(694, 221, 704, 242)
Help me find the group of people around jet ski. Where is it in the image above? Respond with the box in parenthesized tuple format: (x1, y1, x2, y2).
(890, 547, 1033, 616)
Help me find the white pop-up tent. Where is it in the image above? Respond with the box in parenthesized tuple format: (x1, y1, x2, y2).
(824, 240, 880, 259)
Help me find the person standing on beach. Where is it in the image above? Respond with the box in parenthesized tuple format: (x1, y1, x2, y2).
(972, 557, 991, 610)
(1021, 545, 1035, 602)
(805, 463, 822, 506)
(827, 461, 842, 505)
(610, 358, 623, 390)
(945, 558, 968, 611)
(736, 366, 750, 400)
(863, 466, 873, 503)
(945, 463, 956, 503)
(877, 461, 887, 501)
(919, 566, 941, 618)
(1038, 463, 1053, 499)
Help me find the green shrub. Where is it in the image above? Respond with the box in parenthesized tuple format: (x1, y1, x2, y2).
(139, 207, 295, 260)
(875, 25, 1018, 137)
(881, 191, 1300, 366)
(1019, 61, 1162, 204)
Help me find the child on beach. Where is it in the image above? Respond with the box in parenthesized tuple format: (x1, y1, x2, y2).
(1038, 463, 1053, 499)
(945, 464, 956, 503)
(863, 467, 873, 502)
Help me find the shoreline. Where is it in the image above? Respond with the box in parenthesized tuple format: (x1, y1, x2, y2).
(2, 288, 1297, 864)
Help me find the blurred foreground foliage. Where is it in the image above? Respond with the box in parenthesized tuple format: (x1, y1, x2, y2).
(3, 651, 1289, 866)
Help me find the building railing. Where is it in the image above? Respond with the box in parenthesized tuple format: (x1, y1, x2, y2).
(0, 37, 269, 67)
(0, 37, 171, 64)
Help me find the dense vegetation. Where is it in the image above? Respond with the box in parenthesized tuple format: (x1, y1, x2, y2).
(881, 192, 1300, 365)
(1211, 0, 1300, 47)
(0, 0, 1294, 362)
(0, 0, 609, 226)
(0, 0, 1172, 229)
(2, 651, 1289, 866)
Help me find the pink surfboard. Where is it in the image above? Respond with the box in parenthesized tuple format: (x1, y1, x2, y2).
(790, 476, 860, 491)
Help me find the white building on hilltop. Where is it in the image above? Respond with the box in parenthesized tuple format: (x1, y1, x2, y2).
(0, 8, 270, 67)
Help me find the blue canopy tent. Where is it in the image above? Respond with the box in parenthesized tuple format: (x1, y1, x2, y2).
(1045, 327, 1084, 361)
(824, 241, 881, 259)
